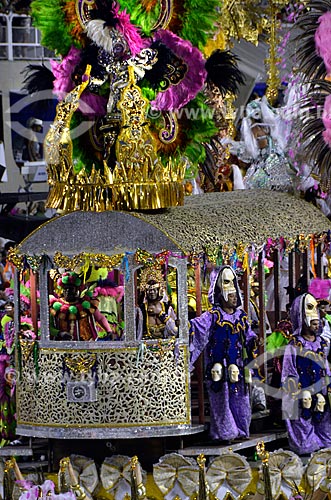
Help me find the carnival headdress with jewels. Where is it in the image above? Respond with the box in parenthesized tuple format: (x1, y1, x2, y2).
(25, 0, 242, 211)
(139, 266, 165, 292)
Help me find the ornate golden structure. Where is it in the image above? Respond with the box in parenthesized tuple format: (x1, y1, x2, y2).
(45, 64, 185, 212)
(219, 0, 265, 47)
(113, 66, 185, 210)
(265, 1, 289, 105)
(44, 65, 114, 212)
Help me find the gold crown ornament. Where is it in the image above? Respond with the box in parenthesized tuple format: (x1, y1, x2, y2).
(44, 63, 185, 212)
(44, 65, 114, 212)
(139, 266, 165, 292)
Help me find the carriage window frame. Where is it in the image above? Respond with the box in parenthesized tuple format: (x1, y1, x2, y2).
(37, 264, 126, 348)
(15, 253, 188, 348)
(134, 264, 179, 342)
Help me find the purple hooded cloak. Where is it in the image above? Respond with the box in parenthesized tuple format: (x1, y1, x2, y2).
(281, 293, 331, 454)
(190, 266, 257, 441)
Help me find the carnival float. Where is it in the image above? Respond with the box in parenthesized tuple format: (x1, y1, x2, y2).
(4, 0, 331, 499)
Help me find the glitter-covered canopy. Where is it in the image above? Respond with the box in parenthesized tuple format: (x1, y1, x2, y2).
(18, 190, 331, 258)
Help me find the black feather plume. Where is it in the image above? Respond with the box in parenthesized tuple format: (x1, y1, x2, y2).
(21, 64, 56, 114)
(294, 1, 331, 80)
(298, 79, 331, 190)
(89, 0, 118, 27)
(205, 50, 245, 97)
(143, 41, 175, 90)
(21, 63, 55, 93)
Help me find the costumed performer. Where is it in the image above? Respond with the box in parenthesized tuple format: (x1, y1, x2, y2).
(281, 292, 331, 454)
(228, 96, 294, 191)
(0, 302, 17, 445)
(136, 267, 178, 340)
(92, 275, 125, 340)
(189, 265, 257, 443)
(49, 272, 115, 341)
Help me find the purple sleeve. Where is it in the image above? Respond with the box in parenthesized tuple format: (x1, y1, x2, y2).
(189, 311, 214, 368)
(244, 317, 257, 345)
(281, 343, 300, 419)
(281, 343, 299, 383)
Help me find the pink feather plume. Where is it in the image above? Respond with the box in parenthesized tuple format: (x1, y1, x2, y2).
(93, 286, 124, 302)
(308, 277, 331, 300)
(322, 94, 331, 147)
(113, 3, 147, 56)
(51, 46, 81, 99)
(315, 11, 331, 74)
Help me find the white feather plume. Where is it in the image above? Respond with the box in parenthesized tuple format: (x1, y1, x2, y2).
(86, 20, 114, 53)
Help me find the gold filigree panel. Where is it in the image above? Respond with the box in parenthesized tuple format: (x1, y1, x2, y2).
(17, 346, 190, 427)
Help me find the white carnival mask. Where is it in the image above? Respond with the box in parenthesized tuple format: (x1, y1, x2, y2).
(218, 267, 236, 302)
(316, 394, 326, 412)
(211, 363, 223, 382)
(304, 294, 319, 327)
(228, 364, 240, 383)
(302, 390, 312, 409)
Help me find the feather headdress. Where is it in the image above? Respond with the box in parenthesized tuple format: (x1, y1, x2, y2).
(29, 0, 228, 209)
(298, 79, 331, 190)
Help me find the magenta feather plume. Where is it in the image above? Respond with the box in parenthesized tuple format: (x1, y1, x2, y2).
(323, 128, 331, 147)
(113, 4, 146, 56)
(315, 11, 331, 75)
(51, 46, 82, 99)
(323, 94, 331, 128)
(308, 277, 331, 299)
(151, 30, 207, 111)
(51, 45, 107, 117)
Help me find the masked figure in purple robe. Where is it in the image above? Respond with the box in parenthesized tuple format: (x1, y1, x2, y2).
(281, 292, 331, 454)
(190, 265, 257, 443)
